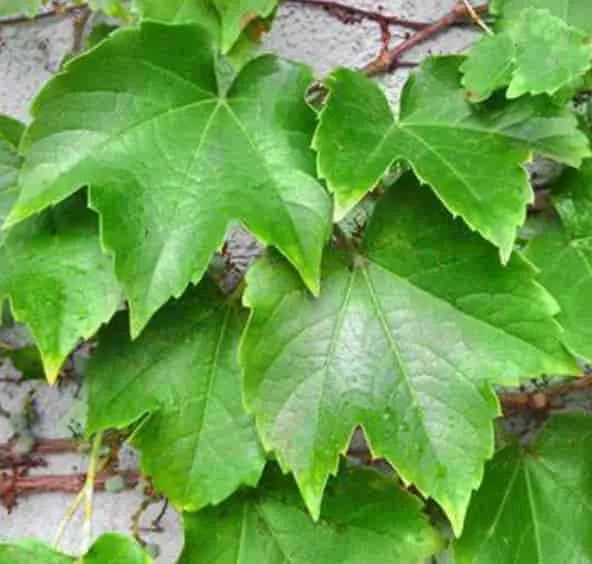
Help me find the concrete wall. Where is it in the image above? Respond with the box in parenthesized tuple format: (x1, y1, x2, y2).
(0, 2, 475, 560)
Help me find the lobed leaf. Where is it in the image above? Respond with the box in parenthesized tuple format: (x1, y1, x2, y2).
(134, 0, 277, 52)
(241, 173, 576, 535)
(0, 115, 24, 235)
(179, 465, 443, 564)
(455, 412, 592, 563)
(8, 22, 331, 336)
(314, 56, 589, 261)
(525, 162, 592, 361)
(0, 195, 121, 382)
(87, 279, 266, 510)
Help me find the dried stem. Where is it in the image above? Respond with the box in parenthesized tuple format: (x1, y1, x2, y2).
(363, 2, 488, 76)
(0, 3, 88, 27)
(285, 0, 429, 30)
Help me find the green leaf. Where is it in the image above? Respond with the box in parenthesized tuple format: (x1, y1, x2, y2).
(460, 33, 515, 102)
(8, 22, 331, 336)
(87, 279, 265, 510)
(0, 534, 150, 563)
(241, 173, 576, 535)
(179, 464, 443, 564)
(83, 534, 151, 563)
(0, 195, 121, 382)
(525, 162, 592, 361)
(507, 9, 592, 99)
(454, 412, 592, 563)
(463, 7, 592, 101)
(0, 116, 24, 234)
(134, 0, 277, 52)
(0, 0, 43, 17)
(314, 56, 589, 261)
(491, 0, 592, 35)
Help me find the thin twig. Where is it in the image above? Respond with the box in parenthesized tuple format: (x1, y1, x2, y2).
(363, 2, 488, 76)
(462, 0, 492, 35)
(0, 3, 88, 26)
(500, 374, 592, 415)
(285, 0, 429, 30)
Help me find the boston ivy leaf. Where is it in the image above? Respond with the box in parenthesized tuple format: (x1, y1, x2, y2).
(463, 6, 592, 101)
(314, 56, 589, 261)
(0, 534, 150, 563)
(0, 195, 121, 382)
(180, 464, 443, 564)
(491, 0, 592, 35)
(525, 163, 592, 361)
(241, 173, 576, 535)
(460, 33, 515, 102)
(134, 0, 277, 52)
(7, 23, 331, 336)
(87, 279, 265, 510)
(0, 116, 24, 232)
(455, 412, 592, 563)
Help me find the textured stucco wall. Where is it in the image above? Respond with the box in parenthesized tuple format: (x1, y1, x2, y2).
(0, 2, 476, 560)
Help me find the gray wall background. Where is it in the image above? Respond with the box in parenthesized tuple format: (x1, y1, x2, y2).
(0, 2, 475, 560)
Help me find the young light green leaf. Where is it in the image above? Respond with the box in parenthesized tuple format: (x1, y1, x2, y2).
(0, 533, 150, 563)
(525, 163, 592, 361)
(179, 465, 443, 564)
(133, 0, 277, 52)
(314, 56, 589, 261)
(491, 0, 592, 35)
(241, 173, 576, 536)
(454, 412, 592, 563)
(0, 116, 24, 232)
(460, 33, 514, 102)
(506, 9, 592, 99)
(463, 7, 592, 101)
(8, 23, 331, 336)
(0, 195, 121, 382)
(87, 279, 265, 510)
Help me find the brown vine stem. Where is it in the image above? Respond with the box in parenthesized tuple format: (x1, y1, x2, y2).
(363, 1, 488, 76)
(284, 0, 429, 30)
(0, 470, 140, 505)
(0, 3, 87, 26)
(499, 374, 592, 415)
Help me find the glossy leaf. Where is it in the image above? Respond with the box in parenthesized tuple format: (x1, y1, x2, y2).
(0, 195, 121, 382)
(241, 173, 576, 535)
(0, 534, 150, 563)
(179, 465, 443, 564)
(8, 23, 331, 335)
(455, 412, 592, 563)
(525, 163, 592, 361)
(134, 0, 277, 52)
(314, 56, 589, 260)
(87, 279, 265, 510)
(0, 116, 24, 233)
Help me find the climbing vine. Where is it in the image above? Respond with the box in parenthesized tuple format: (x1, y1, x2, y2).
(1, 0, 592, 562)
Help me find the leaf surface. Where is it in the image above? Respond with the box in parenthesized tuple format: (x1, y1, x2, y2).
(134, 0, 277, 52)
(0, 0, 43, 17)
(0, 534, 150, 563)
(241, 173, 576, 535)
(8, 23, 331, 335)
(0, 196, 121, 382)
(455, 412, 592, 563)
(0, 116, 24, 232)
(314, 56, 589, 260)
(525, 162, 592, 361)
(87, 279, 265, 510)
(179, 465, 443, 564)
